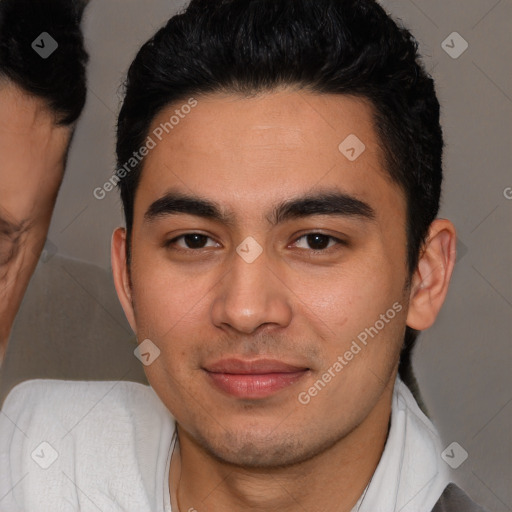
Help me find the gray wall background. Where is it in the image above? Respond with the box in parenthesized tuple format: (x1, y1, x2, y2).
(1, 1, 510, 510)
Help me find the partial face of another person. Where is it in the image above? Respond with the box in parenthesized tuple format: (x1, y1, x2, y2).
(113, 90, 423, 467)
(0, 80, 71, 356)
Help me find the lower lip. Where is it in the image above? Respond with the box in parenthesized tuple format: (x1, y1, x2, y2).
(206, 371, 308, 399)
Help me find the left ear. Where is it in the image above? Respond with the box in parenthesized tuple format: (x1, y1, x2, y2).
(406, 219, 457, 330)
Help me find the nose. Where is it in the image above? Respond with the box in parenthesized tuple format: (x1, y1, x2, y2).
(210, 244, 293, 335)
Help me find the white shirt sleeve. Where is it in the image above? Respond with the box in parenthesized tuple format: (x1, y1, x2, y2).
(0, 379, 176, 512)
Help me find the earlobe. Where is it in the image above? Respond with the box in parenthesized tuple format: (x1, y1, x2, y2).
(406, 219, 457, 331)
(111, 227, 137, 333)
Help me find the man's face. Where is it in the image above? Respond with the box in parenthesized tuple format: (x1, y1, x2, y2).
(0, 81, 68, 235)
(118, 90, 411, 467)
(0, 81, 69, 270)
(0, 80, 70, 357)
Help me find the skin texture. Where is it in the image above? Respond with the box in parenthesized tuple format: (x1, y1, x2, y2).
(112, 90, 456, 512)
(0, 80, 71, 362)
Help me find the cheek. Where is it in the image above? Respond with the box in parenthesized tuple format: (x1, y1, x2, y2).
(129, 253, 216, 340)
(296, 256, 404, 335)
(293, 260, 407, 382)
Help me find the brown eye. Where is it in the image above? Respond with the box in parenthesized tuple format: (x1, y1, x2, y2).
(293, 233, 344, 252)
(306, 234, 331, 250)
(181, 234, 209, 249)
(165, 233, 219, 251)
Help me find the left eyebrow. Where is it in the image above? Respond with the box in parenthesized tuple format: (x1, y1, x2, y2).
(144, 189, 376, 226)
(267, 190, 376, 225)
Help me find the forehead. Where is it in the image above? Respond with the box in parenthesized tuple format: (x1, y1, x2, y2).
(0, 81, 54, 126)
(137, 90, 403, 221)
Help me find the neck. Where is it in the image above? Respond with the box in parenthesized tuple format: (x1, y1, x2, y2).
(170, 380, 395, 512)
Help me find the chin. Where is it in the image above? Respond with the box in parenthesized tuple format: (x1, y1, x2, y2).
(192, 425, 340, 469)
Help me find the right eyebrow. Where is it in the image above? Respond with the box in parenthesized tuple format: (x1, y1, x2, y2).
(144, 192, 236, 227)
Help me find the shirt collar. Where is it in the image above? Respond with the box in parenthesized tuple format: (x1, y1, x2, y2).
(354, 375, 451, 512)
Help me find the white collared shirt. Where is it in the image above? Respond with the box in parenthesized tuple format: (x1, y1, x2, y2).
(0, 375, 451, 511)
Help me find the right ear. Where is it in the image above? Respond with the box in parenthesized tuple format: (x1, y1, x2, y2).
(111, 227, 137, 333)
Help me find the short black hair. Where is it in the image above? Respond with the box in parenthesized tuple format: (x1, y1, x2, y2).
(116, 0, 444, 398)
(0, 0, 89, 125)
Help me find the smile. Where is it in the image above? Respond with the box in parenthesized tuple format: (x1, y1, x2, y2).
(203, 358, 310, 399)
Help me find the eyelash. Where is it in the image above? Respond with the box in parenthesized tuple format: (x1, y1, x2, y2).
(164, 232, 346, 254)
